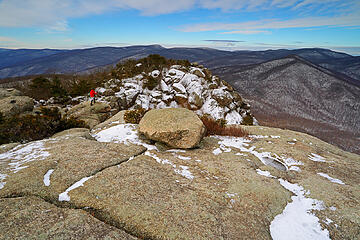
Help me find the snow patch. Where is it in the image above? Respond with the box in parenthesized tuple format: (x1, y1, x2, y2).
(256, 169, 275, 178)
(270, 179, 330, 240)
(0, 140, 50, 174)
(92, 124, 157, 150)
(317, 173, 345, 185)
(43, 169, 54, 187)
(308, 153, 326, 162)
(145, 151, 194, 180)
(0, 173, 7, 189)
(59, 176, 93, 202)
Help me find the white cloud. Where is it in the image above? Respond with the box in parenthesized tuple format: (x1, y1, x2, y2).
(180, 14, 360, 33)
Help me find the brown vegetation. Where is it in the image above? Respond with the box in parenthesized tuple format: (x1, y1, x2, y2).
(0, 107, 86, 144)
(200, 115, 248, 137)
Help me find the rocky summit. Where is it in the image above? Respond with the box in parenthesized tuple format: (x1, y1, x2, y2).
(0, 111, 359, 239)
(95, 63, 254, 125)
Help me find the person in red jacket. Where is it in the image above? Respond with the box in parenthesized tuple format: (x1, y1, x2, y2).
(90, 88, 97, 106)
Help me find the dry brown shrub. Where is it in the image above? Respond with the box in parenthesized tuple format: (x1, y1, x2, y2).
(200, 115, 248, 137)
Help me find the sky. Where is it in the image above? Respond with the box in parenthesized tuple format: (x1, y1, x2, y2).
(0, 0, 359, 55)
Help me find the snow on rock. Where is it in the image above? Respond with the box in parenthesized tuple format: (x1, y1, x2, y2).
(43, 169, 54, 187)
(0, 140, 50, 174)
(95, 87, 106, 94)
(270, 179, 330, 240)
(225, 110, 243, 124)
(256, 169, 275, 178)
(317, 173, 345, 185)
(58, 176, 93, 202)
(92, 124, 157, 150)
(0, 173, 7, 189)
(151, 70, 160, 77)
(308, 153, 326, 162)
(92, 63, 253, 125)
(173, 83, 186, 94)
(145, 151, 194, 180)
(200, 97, 226, 119)
(174, 165, 194, 180)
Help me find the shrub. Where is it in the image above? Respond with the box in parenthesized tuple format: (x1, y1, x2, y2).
(143, 75, 160, 90)
(200, 115, 248, 137)
(124, 108, 147, 124)
(0, 107, 86, 145)
(242, 113, 254, 125)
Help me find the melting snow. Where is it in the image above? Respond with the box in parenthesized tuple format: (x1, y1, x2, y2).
(256, 169, 275, 178)
(317, 173, 345, 185)
(173, 154, 191, 160)
(308, 153, 326, 162)
(174, 166, 194, 180)
(59, 176, 93, 202)
(212, 148, 222, 155)
(92, 124, 157, 150)
(145, 151, 194, 180)
(43, 169, 54, 187)
(270, 179, 330, 240)
(0, 140, 50, 174)
(271, 136, 280, 139)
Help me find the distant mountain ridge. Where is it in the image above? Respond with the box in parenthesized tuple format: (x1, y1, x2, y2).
(213, 55, 360, 153)
(0, 46, 359, 84)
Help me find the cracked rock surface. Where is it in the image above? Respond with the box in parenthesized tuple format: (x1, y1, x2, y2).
(0, 122, 359, 239)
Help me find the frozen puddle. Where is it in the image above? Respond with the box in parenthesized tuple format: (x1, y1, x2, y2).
(213, 136, 287, 171)
(59, 176, 93, 202)
(43, 169, 54, 186)
(270, 179, 330, 240)
(317, 173, 345, 185)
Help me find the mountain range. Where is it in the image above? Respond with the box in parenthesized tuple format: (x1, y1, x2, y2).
(1, 45, 359, 85)
(0, 45, 359, 154)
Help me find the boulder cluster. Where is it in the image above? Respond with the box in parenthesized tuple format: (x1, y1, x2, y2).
(96, 64, 254, 125)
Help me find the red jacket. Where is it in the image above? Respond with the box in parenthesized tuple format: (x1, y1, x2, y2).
(90, 89, 97, 97)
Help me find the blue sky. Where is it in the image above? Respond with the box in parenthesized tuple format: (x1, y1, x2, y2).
(0, 0, 359, 55)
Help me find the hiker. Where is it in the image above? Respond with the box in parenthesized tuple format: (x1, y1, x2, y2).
(90, 88, 97, 105)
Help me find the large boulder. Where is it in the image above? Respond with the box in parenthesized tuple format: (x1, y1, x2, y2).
(66, 102, 111, 128)
(139, 108, 205, 149)
(0, 96, 34, 118)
